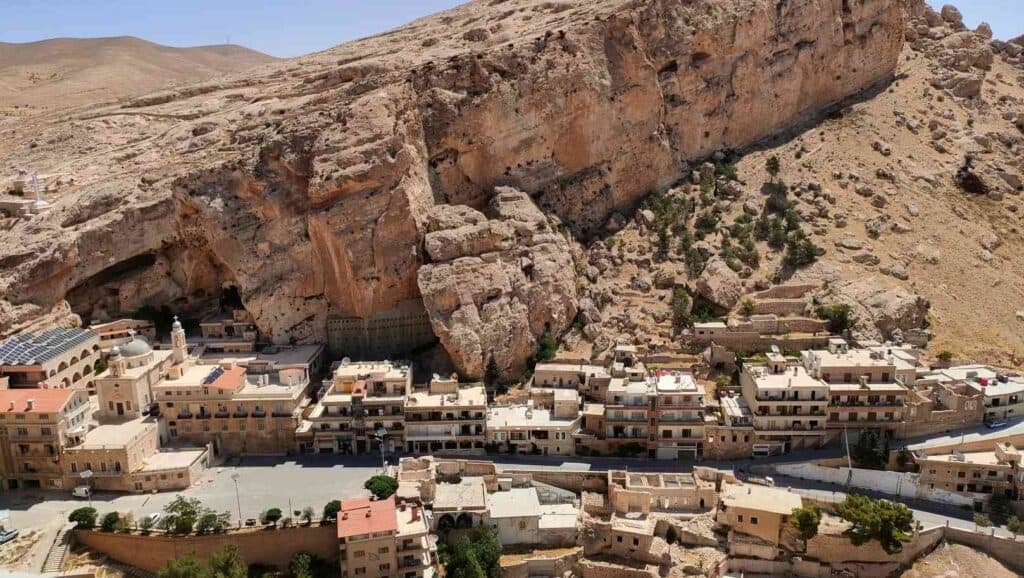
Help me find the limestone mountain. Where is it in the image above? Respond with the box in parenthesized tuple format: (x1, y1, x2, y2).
(0, 36, 276, 111)
(0, 0, 1021, 377)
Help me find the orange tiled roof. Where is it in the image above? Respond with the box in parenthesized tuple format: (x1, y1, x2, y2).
(337, 496, 397, 539)
(0, 388, 75, 413)
(208, 365, 246, 392)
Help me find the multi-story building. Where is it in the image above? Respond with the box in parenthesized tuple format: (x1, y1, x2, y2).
(717, 483, 803, 548)
(603, 378, 653, 455)
(404, 376, 486, 454)
(740, 353, 829, 453)
(826, 378, 909, 434)
(336, 496, 434, 578)
(153, 321, 321, 456)
(62, 417, 208, 493)
(298, 360, 411, 455)
(487, 394, 581, 456)
(926, 365, 1024, 423)
(199, 309, 259, 354)
(651, 372, 709, 460)
(0, 328, 101, 392)
(88, 319, 156, 352)
(804, 338, 916, 386)
(914, 442, 1023, 508)
(0, 388, 90, 491)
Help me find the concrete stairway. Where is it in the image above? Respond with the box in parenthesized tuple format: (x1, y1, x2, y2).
(41, 523, 75, 573)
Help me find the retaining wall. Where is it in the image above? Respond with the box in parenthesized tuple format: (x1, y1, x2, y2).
(773, 462, 973, 506)
(74, 525, 338, 573)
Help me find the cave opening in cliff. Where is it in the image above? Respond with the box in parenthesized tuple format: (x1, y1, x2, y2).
(219, 284, 244, 311)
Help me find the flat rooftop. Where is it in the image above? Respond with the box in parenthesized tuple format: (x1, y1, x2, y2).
(652, 372, 698, 393)
(747, 365, 826, 391)
(538, 502, 579, 530)
(76, 418, 154, 449)
(721, 483, 802, 515)
(199, 344, 322, 366)
(140, 448, 207, 472)
(607, 379, 652, 396)
(828, 381, 908, 393)
(487, 487, 540, 519)
(96, 349, 173, 380)
(406, 385, 486, 408)
(917, 450, 1011, 467)
(487, 405, 579, 429)
(721, 395, 752, 418)
(433, 477, 487, 512)
(334, 360, 411, 381)
(808, 349, 896, 368)
(907, 418, 1024, 452)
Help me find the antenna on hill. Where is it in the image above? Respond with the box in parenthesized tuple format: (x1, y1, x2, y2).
(226, 34, 231, 45)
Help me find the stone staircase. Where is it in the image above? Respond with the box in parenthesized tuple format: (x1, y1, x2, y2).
(41, 523, 75, 574)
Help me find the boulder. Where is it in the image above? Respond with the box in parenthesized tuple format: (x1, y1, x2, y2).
(695, 257, 743, 310)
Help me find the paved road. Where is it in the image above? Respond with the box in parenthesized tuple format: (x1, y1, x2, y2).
(0, 455, 382, 532)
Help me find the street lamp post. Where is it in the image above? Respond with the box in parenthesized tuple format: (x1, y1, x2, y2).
(231, 473, 242, 528)
(80, 470, 94, 509)
(372, 427, 389, 472)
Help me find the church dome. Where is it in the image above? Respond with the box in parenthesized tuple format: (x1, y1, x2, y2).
(120, 336, 153, 358)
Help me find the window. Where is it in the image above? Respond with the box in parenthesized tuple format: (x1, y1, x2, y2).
(750, 517, 758, 525)
(354, 569, 366, 576)
(616, 536, 623, 543)
(354, 551, 365, 559)
(737, 515, 743, 523)
(632, 538, 639, 546)
(379, 564, 390, 571)
(378, 547, 388, 554)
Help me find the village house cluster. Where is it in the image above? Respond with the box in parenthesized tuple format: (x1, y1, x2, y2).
(1, 305, 1022, 513)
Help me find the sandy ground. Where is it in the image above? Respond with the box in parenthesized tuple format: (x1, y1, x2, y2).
(900, 542, 1020, 578)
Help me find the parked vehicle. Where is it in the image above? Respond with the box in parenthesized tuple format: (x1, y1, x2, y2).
(71, 486, 91, 499)
(0, 528, 19, 546)
(143, 513, 162, 527)
(985, 418, 1008, 429)
(746, 476, 776, 487)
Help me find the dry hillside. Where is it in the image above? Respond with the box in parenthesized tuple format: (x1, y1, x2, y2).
(0, 36, 276, 111)
(0, 0, 1021, 376)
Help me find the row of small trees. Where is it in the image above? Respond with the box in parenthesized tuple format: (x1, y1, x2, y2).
(158, 545, 334, 578)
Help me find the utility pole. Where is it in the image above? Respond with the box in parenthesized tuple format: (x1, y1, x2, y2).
(231, 473, 242, 528)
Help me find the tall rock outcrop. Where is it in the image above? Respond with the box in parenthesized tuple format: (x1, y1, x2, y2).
(0, 0, 905, 375)
(418, 188, 577, 379)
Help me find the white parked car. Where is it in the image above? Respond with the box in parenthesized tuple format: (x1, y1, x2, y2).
(71, 486, 91, 499)
(143, 513, 162, 526)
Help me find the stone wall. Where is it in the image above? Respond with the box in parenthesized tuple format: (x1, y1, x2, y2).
(751, 285, 820, 300)
(751, 299, 808, 316)
(74, 525, 338, 573)
(501, 548, 581, 578)
(773, 462, 974, 507)
(944, 527, 1024, 574)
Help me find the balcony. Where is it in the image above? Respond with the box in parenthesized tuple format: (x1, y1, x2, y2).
(398, 552, 430, 570)
(232, 409, 249, 418)
(177, 410, 193, 419)
(215, 410, 230, 418)
(605, 414, 648, 423)
(252, 409, 267, 418)
(829, 399, 905, 408)
(658, 414, 703, 424)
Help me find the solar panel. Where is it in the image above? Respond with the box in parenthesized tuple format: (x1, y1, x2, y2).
(0, 328, 98, 365)
(202, 366, 225, 385)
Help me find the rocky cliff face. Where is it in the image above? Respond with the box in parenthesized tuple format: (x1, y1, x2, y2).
(0, 0, 905, 377)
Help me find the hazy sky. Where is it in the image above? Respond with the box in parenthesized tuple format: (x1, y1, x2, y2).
(1, 0, 1021, 58)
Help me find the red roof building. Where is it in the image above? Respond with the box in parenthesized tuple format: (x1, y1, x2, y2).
(337, 496, 398, 539)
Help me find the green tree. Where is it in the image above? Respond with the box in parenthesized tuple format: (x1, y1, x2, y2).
(671, 289, 691, 331)
(158, 554, 204, 578)
(783, 231, 822, 268)
(936, 350, 954, 363)
(766, 155, 781, 183)
(483, 354, 501, 388)
(537, 330, 558, 362)
(195, 511, 230, 534)
(989, 493, 1013, 525)
(260, 508, 283, 526)
(322, 500, 341, 523)
(364, 475, 399, 500)
(714, 374, 732, 398)
(207, 545, 247, 578)
(288, 551, 333, 578)
(139, 515, 156, 534)
(68, 507, 98, 529)
(836, 494, 913, 554)
(1007, 515, 1023, 540)
(445, 525, 502, 578)
(300, 506, 315, 526)
(974, 512, 991, 529)
(100, 512, 121, 532)
(162, 496, 203, 535)
(739, 299, 755, 318)
(790, 505, 822, 550)
(851, 430, 888, 470)
(894, 447, 913, 470)
(685, 246, 705, 277)
(816, 304, 856, 334)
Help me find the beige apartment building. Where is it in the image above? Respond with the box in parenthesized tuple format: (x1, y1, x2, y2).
(914, 442, 1023, 505)
(336, 496, 434, 578)
(0, 328, 101, 392)
(487, 393, 580, 456)
(199, 309, 259, 354)
(604, 378, 653, 455)
(717, 483, 803, 546)
(298, 360, 411, 455)
(651, 372, 710, 460)
(740, 353, 830, 454)
(0, 388, 91, 490)
(89, 319, 156, 352)
(404, 376, 486, 454)
(62, 417, 208, 493)
(826, 379, 908, 433)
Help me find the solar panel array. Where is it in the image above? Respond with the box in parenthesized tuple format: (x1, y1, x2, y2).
(0, 328, 97, 366)
(202, 365, 225, 385)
